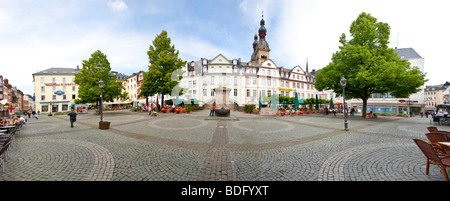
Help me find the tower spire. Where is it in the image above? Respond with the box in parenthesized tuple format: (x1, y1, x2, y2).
(306, 58, 309, 73)
(258, 10, 266, 40)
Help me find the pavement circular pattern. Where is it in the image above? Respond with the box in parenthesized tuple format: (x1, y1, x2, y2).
(147, 117, 209, 130)
(6, 138, 114, 181)
(318, 142, 423, 181)
(231, 119, 295, 134)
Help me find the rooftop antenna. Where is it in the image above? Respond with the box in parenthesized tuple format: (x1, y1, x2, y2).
(396, 32, 399, 49)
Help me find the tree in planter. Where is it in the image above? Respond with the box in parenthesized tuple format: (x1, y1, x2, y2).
(185, 105, 192, 113)
(139, 30, 186, 109)
(244, 104, 255, 113)
(74, 50, 124, 108)
(314, 12, 427, 117)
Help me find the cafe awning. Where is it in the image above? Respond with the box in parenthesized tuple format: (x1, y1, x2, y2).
(0, 99, 10, 105)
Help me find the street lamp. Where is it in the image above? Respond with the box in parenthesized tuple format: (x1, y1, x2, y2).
(340, 76, 349, 131)
(99, 78, 104, 122)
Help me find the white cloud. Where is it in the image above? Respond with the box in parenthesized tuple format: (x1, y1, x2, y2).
(108, 0, 128, 12)
(238, 0, 248, 12)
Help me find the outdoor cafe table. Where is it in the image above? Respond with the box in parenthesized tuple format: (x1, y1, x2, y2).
(438, 142, 450, 154)
(0, 126, 15, 133)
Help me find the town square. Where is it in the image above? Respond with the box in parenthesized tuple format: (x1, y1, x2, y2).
(0, 109, 448, 181)
(1, 1, 450, 195)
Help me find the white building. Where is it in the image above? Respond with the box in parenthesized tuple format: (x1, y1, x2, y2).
(174, 15, 319, 110)
(32, 67, 80, 113)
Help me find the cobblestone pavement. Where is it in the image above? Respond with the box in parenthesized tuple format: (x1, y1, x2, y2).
(1, 110, 448, 181)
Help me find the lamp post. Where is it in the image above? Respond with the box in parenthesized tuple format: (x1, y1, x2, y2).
(340, 76, 349, 131)
(99, 78, 104, 122)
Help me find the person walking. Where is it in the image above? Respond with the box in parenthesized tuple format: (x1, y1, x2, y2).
(210, 102, 216, 116)
(67, 109, 77, 128)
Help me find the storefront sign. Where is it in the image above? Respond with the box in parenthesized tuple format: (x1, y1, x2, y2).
(278, 87, 293, 91)
(44, 83, 78, 86)
(54, 90, 65, 95)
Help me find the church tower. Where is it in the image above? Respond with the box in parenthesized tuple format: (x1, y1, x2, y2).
(251, 13, 270, 64)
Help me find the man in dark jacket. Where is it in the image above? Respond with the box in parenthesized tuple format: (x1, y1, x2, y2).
(67, 109, 77, 128)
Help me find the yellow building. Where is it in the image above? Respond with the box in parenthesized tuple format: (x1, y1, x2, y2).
(424, 81, 450, 111)
(32, 67, 80, 113)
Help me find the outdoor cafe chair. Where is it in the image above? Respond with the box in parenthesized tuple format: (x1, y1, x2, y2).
(427, 126, 450, 134)
(425, 133, 449, 154)
(427, 126, 450, 139)
(0, 141, 11, 173)
(413, 138, 450, 181)
(15, 121, 24, 135)
(427, 126, 439, 132)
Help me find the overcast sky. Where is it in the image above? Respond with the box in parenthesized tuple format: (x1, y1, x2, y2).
(1, 0, 449, 95)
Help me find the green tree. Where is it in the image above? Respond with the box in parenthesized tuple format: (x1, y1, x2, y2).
(139, 30, 186, 108)
(74, 50, 124, 105)
(314, 12, 427, 117)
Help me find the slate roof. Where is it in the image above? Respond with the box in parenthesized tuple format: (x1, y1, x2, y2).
(33, 67, 80, 76)
(395, 48, 422, 59)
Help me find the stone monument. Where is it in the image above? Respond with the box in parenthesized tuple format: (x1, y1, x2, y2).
(214, 86, 231, 117)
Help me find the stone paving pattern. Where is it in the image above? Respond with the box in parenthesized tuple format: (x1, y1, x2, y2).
(0, 110, 448, 181)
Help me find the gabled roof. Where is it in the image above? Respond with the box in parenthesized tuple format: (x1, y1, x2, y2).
(209, 53, 232, 64)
